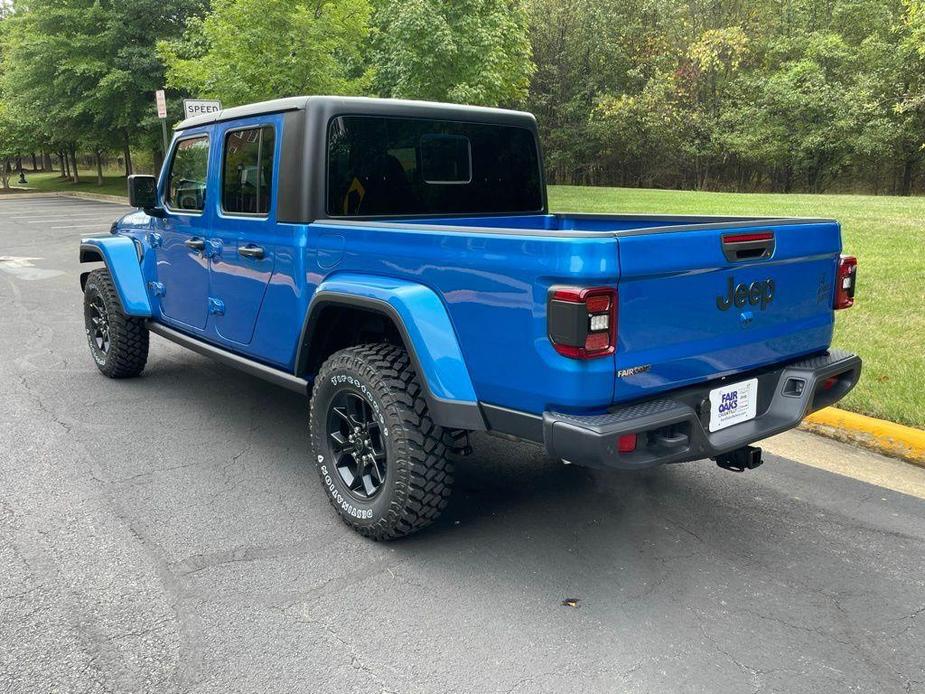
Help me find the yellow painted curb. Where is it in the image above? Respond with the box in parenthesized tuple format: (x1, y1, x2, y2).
(801, 408, 925, 467)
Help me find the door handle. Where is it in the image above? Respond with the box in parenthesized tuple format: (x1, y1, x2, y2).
(238, 244, 265, 260)
(184, 237, 206, 252)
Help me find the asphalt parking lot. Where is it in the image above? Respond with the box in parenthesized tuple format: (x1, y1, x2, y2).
(1, 195, 924, 693)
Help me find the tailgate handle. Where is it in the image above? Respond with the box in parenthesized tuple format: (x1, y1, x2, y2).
(722, 232, 775, 262)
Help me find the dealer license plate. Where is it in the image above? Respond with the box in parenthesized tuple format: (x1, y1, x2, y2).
(709, 378, 758, 433)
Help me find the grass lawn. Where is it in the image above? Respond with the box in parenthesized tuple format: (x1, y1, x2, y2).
(1, 169, 129, 198)
(549, 185, 925, 429)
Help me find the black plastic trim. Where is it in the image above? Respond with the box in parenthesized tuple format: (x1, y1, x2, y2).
(296, 292, 487, 431)
(540, 349, 862, 470)
(722, 232, 776, 262)
(481, 403, 544, 443)
(277, 109, 308, 224)
(147, 321, 309, 394)
(79, 243, 104, 264)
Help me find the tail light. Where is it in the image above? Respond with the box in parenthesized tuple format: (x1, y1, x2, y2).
(617, 433, 637, 453)
(548, 286, 617, 359)
(834, 255, 857, 310)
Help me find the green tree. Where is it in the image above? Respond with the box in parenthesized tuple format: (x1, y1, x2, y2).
(158, 0, 372, 107)
(373, 0, 534, 107)
(2, 0, 205, 181)
(526, 0, 925, 193)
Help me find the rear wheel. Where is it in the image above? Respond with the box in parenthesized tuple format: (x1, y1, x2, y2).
(83, 269, 149, 378)
(309, 344, 453, 540)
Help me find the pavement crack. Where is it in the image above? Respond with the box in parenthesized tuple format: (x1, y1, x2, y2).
(740, 606, 853, 646)
(18, 373, 73, 433)
(696, 618, 764, 692)
(891, 604, 925, 636)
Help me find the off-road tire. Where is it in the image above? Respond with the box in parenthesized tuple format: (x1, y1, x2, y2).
(83, 268, 149, 378)
(309, 343, 454, 540)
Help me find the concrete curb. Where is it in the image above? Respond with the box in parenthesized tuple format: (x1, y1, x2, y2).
(62, 191, 130, 204)
(801, 408, 925, 467)
(1, 191, 129, 204)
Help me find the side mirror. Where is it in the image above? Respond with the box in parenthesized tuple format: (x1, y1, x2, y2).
(127, 175, 164, 216)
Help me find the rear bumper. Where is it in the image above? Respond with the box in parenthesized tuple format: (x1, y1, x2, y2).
(543, 349, 862, 470)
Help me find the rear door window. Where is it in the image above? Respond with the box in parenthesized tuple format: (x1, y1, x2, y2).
(222, 126, 276, 215)
(166, 136, 209, 212)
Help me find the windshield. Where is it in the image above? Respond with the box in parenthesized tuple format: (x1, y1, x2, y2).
(327, 115, 543, 217)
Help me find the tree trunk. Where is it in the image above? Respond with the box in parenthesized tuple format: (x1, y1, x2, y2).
(70, 148, 80, 183)
(123, 132, 133, 177)
(1, 158, 10, 190)
(900, 154, 915, 197)
(96, 151, 104, 186)
(153, 148, 164, 176)
(61, 151, 70, 178)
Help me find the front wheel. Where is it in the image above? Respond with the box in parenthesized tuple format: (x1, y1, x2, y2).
(83, 269, 149, 378)
(309, 344, 454, 540)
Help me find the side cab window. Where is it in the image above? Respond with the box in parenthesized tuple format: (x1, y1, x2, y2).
(165, 135, 210, 213)
(222, 126, 276, 216)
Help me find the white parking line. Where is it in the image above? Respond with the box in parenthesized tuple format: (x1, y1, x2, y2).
(0, 198, 124, 205)
(4, 207, 122, 215)
(0, 200, 120, 205)
(3, 204, 116, 209)
(26, 216, 118, 223)
(50, 223, 115, 229)
(0, 200, 127, 210)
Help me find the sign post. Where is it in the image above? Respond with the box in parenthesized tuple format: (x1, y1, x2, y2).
(155, 89, 168, 154)
(183, 99, 222, 120)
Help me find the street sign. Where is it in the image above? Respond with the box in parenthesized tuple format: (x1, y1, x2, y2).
(155, 89, 167, 119)
(183, 99, 222, 120)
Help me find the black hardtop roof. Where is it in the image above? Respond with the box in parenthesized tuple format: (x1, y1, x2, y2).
(174, 95, 537, 131)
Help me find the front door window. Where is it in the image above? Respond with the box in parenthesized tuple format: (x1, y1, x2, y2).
(166, 136, 209, 213)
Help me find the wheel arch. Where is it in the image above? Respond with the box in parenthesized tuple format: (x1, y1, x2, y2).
(297, 277, 485, 431)
(79, 237, 151, 316)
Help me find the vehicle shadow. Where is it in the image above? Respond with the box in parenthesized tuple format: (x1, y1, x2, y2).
(138, 350, 794, 584)
(141, 351, 756, 547)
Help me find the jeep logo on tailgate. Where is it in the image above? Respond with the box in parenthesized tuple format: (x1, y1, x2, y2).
(716, 277, 775, 311)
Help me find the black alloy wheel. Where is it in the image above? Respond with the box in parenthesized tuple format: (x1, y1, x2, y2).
(87, 293, 111, 356)
(326, 390, 388, 500)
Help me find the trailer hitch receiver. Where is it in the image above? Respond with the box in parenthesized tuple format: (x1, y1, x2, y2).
(714, 445, 763, 472)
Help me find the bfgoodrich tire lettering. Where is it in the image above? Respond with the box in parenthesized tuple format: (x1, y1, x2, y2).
(83, 268, 149, 378)
(309, 343, 453, 540)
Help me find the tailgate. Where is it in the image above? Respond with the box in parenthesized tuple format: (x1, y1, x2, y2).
(613, 221, 841, 403)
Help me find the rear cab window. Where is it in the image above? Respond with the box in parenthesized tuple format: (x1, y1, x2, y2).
(165, 135, 210, 213)
(327, 116, 543, 217)
(222, 126, 276, 216)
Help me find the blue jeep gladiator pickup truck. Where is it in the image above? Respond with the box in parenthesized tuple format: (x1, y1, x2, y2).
(79, 96, 861, 539)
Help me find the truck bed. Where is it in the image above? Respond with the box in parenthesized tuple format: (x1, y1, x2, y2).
(390, 212, 836, 236)
(314, 212, 842, 414)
